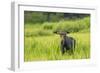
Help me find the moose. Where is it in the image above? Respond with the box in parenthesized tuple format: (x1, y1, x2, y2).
(54, 31, 76, 55)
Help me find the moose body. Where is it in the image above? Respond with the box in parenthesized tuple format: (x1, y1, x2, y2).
(61, 36, 75, 54)
(54, 31, 76, 54)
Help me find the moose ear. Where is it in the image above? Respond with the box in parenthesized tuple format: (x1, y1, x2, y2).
(66, 31, 70, 34)
(53, 31, 57, 34)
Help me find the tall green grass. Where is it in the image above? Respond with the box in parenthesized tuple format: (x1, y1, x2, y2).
(24, 33, 90, 61)
(24, 17, 90, 62)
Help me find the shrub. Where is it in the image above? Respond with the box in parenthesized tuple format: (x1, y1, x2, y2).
(53, 17, 90, 33)
(42, 22, 54, 30)
(25, 17, 90, 37)
(25, 28, 53, 37)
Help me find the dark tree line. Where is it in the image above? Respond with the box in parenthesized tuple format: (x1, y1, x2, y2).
(24, 11, 90, 24)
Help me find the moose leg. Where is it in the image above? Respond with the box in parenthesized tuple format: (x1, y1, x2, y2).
(61, 45, 65, 55)
(71, 39, 76, 54)
(70, 49, 74, 54)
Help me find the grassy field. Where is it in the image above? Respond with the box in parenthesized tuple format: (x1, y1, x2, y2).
(24, 17, 90, 62)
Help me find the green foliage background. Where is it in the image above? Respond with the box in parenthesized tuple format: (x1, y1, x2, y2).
(24, 11, 90, 62)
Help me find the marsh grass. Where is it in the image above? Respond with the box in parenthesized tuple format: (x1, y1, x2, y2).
(24, 17, 90, 62)
(24, 32, 90, 61)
